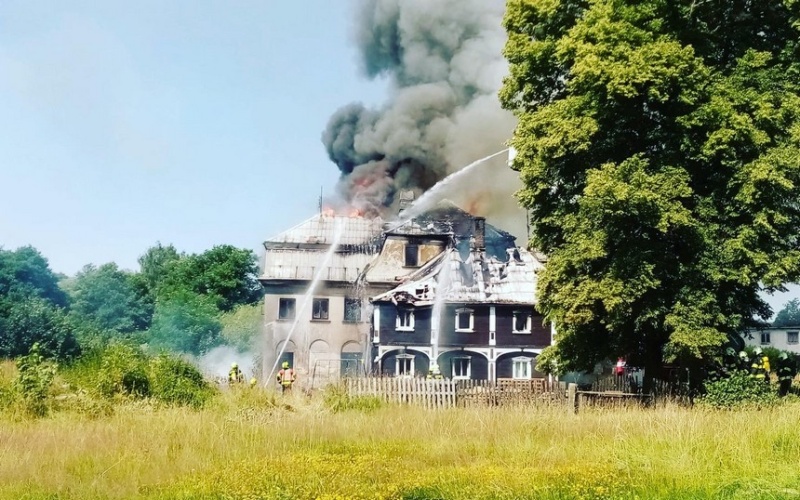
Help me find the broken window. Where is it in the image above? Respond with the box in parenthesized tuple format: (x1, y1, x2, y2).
(513, 310, 532, 334)
(452, 357, 471, 380)
(455, 308, 474, 332)
(404, 244, 419, 267)
(396, 308, 415, 331)
(344, 298, 361, 323)
(312, 298, 329, 320)
(278, 298, 296, 320)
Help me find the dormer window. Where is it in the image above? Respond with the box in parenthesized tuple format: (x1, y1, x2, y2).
(396, 308, 415, 331)
(455, 307, 474, 332)
(512, 310, 532, 334)
(405, 244, 419, 267)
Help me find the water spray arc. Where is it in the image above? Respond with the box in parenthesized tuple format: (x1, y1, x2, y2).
(265, 217, 345, 386)
(386, 148, 510, 231)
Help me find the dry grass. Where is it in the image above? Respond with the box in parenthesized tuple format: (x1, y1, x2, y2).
(2, 387, 800, 499)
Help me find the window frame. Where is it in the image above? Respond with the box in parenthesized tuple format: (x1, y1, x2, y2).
(760, 331, 771, 345)
(311, 298, 329, 321)
(396, 354, 415, 377)
(512, 356, 532, 380)
(278, 298, 296, 321)
(396, 308, 415, 332)
(343, 297, 361, 323)
(512, 310, 532, 334)
(404, 244, 419, 267)
(788, 331, 799, 345)
(455, 307, 474, 333)
(451, 356, 471, 380)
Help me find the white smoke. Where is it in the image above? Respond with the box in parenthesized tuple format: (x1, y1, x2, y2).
(198, 345, 256, 381)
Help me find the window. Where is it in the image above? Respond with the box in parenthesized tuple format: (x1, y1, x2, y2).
(312, 298, 329, 320)
(455, 308, 474, 332)
(341, 352, 362, 377)
(405, 244, 419, 267)
(344, 298, 361, 323)
(278, 298, 296, 320)
(513, 310, 532, 334)
(396, 354, 415, 377)
(452, 357, 471, 380)
(761, 331, 771, 345)
(789, 332, 799, 344)
(396, 308, 415, 331)
(512, 357, 532, 380)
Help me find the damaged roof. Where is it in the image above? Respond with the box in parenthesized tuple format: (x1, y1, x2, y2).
(372, 247, 544, 306)
(264, 214, 384, 247)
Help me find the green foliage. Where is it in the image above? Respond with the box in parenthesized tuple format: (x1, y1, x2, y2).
(136, 242, 182, 297)
(699, 370, 778, 409)
(773, 298, 800, 327)
(502, 0, 800, 380)
(158, 245, 262, 312)
(14, 343, 57, 417)
(219, 303, 262, 351)
(0, 246, 67, 306)
(323, 384, 383, 413)
(95, 342, 151, 398)
(0, 297, 80, 359)
(66, 263, 152, 334)
(148, 354, 214, 408)
(148, 291, 222, 355)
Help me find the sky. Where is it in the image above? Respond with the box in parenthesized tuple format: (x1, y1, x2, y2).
(0, 0, 386, 275)
(0, 1, 796, 315)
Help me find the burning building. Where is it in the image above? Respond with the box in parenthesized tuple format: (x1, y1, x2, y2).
(260, 200, 551, 386)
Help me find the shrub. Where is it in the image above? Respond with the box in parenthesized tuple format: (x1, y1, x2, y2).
(14, 343, 57, 417)
(96, 342, 151, 398)
(699, 370, 778, 409)
(323, 384, 383, 413)
(148, 354, 214, 408)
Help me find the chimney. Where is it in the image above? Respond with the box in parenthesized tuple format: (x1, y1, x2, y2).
(473, 217, 486, 251)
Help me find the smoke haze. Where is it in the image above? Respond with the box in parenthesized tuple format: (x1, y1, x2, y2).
(322, 0, 525, 238)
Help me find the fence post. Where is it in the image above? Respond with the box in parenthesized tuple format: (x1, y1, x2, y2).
(568, 383, 578, 414)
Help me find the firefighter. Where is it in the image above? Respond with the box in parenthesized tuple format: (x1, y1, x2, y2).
(228, 362, 244, 384)
(426, 365, 443, 380)
(777, 352, 796, 396)
(277, 361, 296, 393)
(249, 378, 258, 388)
(750, 347, 769, 383)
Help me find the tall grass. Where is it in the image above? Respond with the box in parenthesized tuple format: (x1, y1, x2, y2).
(1, 386, 800, 499)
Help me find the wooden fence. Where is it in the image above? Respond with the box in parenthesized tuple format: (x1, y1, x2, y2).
(344, 377, 563, 409)
(344, 376, 689, 411)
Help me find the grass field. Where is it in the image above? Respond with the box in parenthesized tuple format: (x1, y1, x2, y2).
(2, 387, 800, 500)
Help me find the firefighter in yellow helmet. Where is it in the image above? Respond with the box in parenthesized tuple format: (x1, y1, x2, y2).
(228, 362, 244, 384)
(277, 361, 296, 394)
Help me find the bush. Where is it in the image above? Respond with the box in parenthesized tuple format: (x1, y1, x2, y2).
(699, 370, 778, 409)
(323, 384, 383, 413)
(14, 343, 57, 417)
(149, 354, 214, 408)
(96, 343, 151, 398)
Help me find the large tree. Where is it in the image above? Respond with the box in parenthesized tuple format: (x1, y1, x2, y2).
(773, 299, 800, 327)
(501, 0, 800, 384)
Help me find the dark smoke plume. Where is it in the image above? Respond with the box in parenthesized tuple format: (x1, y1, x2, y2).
(323, 0, 521, 232)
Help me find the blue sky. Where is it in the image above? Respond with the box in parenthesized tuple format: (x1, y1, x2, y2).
(0, 1, 386, 275)
(0, 1, 796, 315)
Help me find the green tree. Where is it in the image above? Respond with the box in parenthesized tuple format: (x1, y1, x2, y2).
(219, 303, 263, 351)
(0, 297, 79, 359)
(136, 242, 182, 297)
(0, 246, 67, 306)
(148, 290, 222, 355)
(66, 263, 152, 334)
(159, 245, 262, 312)
(773, 299, 800, 327)
(501, 0, 800, 388)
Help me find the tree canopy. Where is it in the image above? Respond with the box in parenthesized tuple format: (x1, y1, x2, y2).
(773, 299, 800, 327)
(501, 0, 800, 380)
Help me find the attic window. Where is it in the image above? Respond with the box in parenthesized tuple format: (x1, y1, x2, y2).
(513, 310, 532, 334)
(455, 308, 474, 332)
(405, 244, 419, 267)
